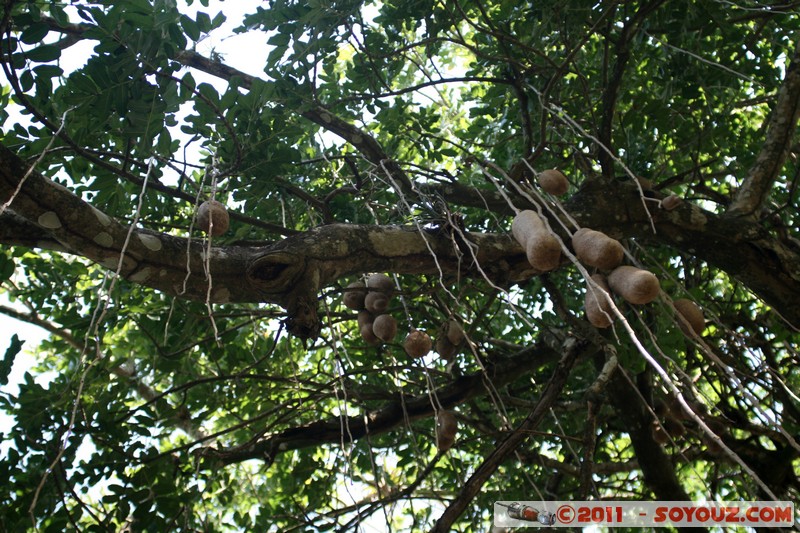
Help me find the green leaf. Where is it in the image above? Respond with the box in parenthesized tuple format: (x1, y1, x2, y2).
(19, 23, 49, 45)
(0, 334, 23, 386)
(49, 4, 69, 26)
(0, 252, 14, 282)
(180, 14, 201, 41)
(25, 44, 61, 63)
(19, 70, 34, 92)
(33, 64, 63, 79)
(211, 11, 227, 30)
(196, 12, 212, 33)
(76, 6, 94, 22)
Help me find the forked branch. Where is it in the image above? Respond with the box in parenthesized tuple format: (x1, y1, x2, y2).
(729, 40, 800, 216)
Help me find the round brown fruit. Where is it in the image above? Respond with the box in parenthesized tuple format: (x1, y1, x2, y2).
(360, 323, 381, 345)
(435, 336, 458, 361)
(436, 410, 458, 452)
(661, 194, 682, 211)
(366, 273, 394, 294)
(342, 281, 367, 310)
(404, 330, 432, 358)
(537, 169, 569, 195)
(572, 228, 624, 270)
(365, 291, 389, 313)
(446, 319, 465, 346)
(584, 274, 615, 328)
(511, 210, 561, 272)
(372, 314, 398, 342)
(197, 200, 230, 236)
(357, 310, 374, 329)
(607, 265, 660, 305)
(511, 210, 542, 249)
(673, 298, 705, 336)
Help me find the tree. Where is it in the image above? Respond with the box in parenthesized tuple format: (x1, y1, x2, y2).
(1, 0, 799, 530)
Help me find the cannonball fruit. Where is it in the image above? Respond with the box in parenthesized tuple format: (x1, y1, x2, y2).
(372, 314, 398, 342)
(511, 210, 561, 272)
(435, 335, 458, 361)
(537, 169, 569, 195)
(446, 319, 465, 346)
(342, 281, 367, 310)
(360, 323, 381, 345)
(404, 330, 432, 358)
(661, 194, 682, 211)
(357, 310, 374, 329)
(197, 200, 229, 236)
(673, 298, 705, 336)
(651, 420, 669, 445)
(365, 291, 389, 313)
(607, 265, 660, 305)
(358, 311, 380, 345)
(436, 410, 458, 452)
(585, 274, 615, 328)
(572, 228, 624, 271)
(366, 273, 394, 294)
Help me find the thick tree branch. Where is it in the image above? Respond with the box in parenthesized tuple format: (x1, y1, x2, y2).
(608, 369, 692, 501)
(0, 142, 532, 338)
(32, 15, 800, 331)
(430, 336, 585, 532)
(193, 337, 589, 467)
(729, 39, 800, 216)
(4, 138, 800, 334)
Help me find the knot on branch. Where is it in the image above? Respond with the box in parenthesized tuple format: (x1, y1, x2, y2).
(247, 252, 304, 292)
(248, 251, 320, 339)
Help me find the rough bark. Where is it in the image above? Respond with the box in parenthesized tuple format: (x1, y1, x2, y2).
(4, 142, 800, 337)
(0, 143, 533, 337)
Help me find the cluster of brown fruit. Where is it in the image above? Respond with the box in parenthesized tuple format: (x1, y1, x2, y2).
(578, 239, 705, 335)
(341, 276, 462, 451)
(196, 199, 229, 236)
(569, 226, 661, 328)
(510, 204, 661, 325)
(342, 275, 470, 361)
(511, 171, 705, 336)
(343, 274, 400, 345)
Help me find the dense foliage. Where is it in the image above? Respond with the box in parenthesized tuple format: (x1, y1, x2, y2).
(1, 0, 799, 530)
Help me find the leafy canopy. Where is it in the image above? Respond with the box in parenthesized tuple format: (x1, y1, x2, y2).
(1, 0, 799, 531)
